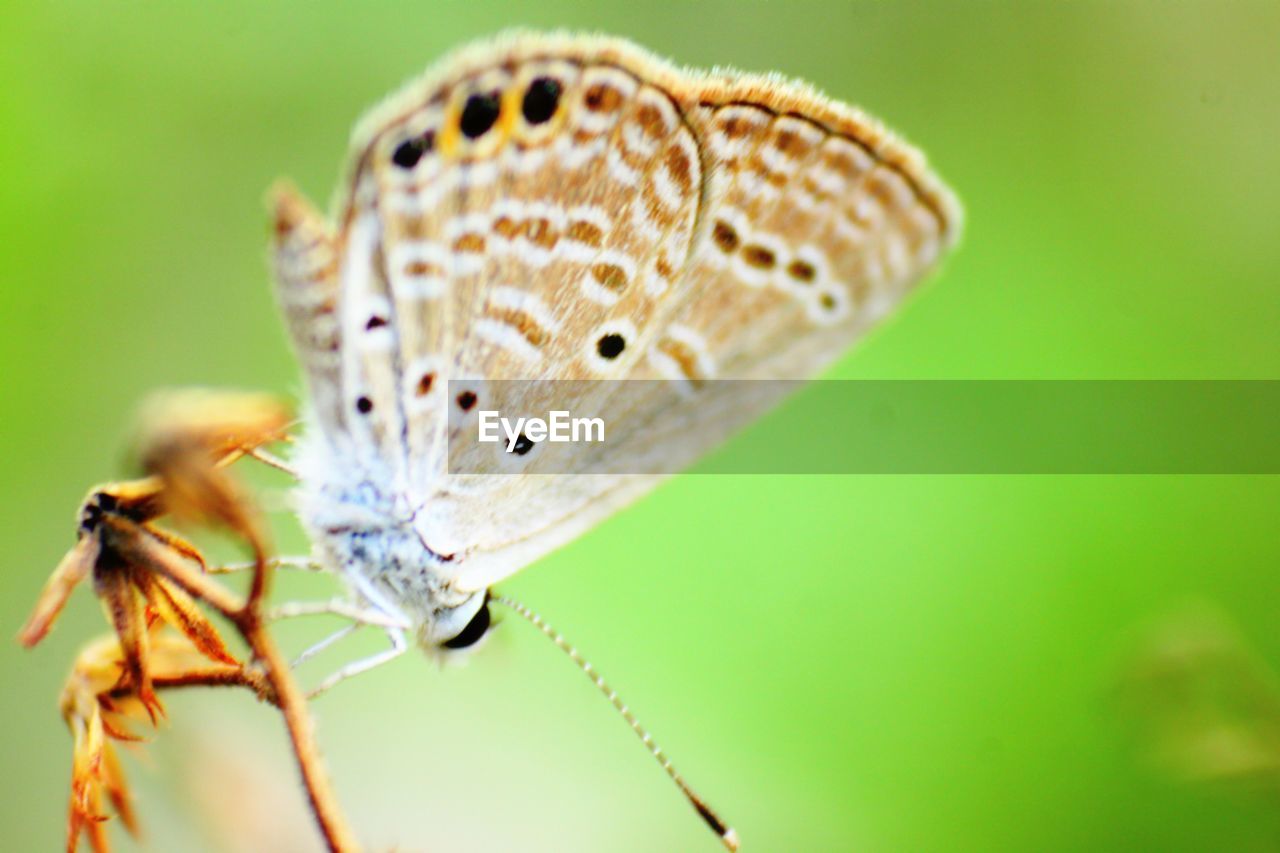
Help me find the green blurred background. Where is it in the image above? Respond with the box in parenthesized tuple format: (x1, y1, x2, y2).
(2, 1, 1278, 850)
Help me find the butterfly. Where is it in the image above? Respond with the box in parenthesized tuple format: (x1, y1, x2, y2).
(269, 30, 960, 847)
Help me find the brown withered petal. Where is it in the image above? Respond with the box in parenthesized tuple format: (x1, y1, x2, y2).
(140, 573, 236, 666)
(158, 457, 266, 553)
(135, 388, 291, 462)
(67, 702, 110, 852)
(131, 388, 289, 552)
(65, 635, 134, 702)
(87, 478, 167, 525)
(139, 524, 207, 570)
(99, 715, 144, 744)
(93, 565, 160, 721)
(100, 740, 137, 837)
(18, 536, 100, 648)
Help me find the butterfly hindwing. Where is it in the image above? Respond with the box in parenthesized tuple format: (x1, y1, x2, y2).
(270, 183, 344, 433)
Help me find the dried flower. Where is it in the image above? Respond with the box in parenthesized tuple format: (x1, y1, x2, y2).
(133, 389, 291, 548)
(19, 389, 290, 710)
(20, 483, 236, 718)
(61, 628, 244, 852)
(19, 388, 354, 852)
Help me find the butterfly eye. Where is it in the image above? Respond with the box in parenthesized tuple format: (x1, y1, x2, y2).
(440, 598, 491, 649)
(522, 77, 561, 124)
(355, 396, 374, 415)
(509, 434, 534, 455)
(456, 390, 477, 412)
(460, 91, 501, 139)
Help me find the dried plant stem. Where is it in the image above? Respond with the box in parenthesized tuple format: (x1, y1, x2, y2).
(145, 666, 273, 697)
(125, 522, 360, 851)
(240, 612, 358, 851)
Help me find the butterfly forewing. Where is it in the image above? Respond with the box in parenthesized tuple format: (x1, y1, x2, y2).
(275, 33, 960, 592)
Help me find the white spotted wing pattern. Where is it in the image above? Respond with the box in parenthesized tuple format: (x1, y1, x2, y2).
(271, 32, 960, 636)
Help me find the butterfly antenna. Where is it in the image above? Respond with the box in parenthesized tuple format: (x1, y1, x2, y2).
(491, 594, 739, 851)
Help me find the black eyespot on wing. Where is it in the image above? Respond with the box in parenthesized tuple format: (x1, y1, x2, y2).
(355, 396, 373, 414)
(510, 433, 534, 455)
(712, 220, 740, 254)
(742, 245, 776, 269)
(456, 390, 477, 412)
(596, 333, 625, 359)
(392, 131, 434, 169)
(416, 373, 434, 396)
(522, 77, 561, 125)
(366, 315, 388, 331)
(441, 598, 491, 649)
(460, 92, 501, 139)
(787, 260, 816, 283)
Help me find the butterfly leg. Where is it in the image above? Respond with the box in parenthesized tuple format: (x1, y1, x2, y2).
(267, 598, 411, 630)
(241, 444, 297, 478)
(290, 622, 360, 669)
(307, 627, 409, 699)
(209, 555, 324, 575)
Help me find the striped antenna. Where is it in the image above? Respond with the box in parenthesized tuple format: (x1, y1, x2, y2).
(490, 594, 739, 851)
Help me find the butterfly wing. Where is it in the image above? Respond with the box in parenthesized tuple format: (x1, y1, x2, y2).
(274, 33, 960, 592)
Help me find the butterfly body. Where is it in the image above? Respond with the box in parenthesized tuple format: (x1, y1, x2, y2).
(271, 32, 960, 649)
(290, 436, 484, 645)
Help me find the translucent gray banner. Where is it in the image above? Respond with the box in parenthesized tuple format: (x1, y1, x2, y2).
(444, 380, 1280, 474)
